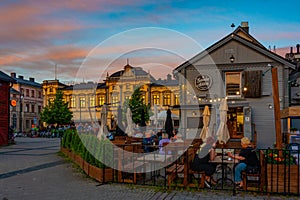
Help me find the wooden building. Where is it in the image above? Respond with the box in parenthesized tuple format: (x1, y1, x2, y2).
(174, 22, 296, 148)
(0, 71, 15, 146)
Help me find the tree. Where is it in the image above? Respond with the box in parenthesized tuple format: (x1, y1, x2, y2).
(128, 87, 150, 126)
(41, 90, 73, 126)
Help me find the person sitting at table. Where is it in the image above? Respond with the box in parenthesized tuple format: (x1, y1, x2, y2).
(227, 136, 259, 188)
(158, 133, 170, 154)
(191, 136, 217, 188)
(143, 131, 155, 153)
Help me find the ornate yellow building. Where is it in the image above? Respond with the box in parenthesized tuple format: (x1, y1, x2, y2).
(42, 64, 179, 130)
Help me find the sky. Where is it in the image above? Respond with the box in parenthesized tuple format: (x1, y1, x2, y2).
(0, 0, 299, 84)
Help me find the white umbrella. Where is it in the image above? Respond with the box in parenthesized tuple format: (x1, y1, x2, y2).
(97, 104, 108, 139)
(125, 108, 134, 137)
(216, 98, 230, 144)
(153, 104, 158, 132)
(200, 105, 211, 140)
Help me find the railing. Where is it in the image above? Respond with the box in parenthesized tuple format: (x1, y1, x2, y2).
(63, 131, 300, 196)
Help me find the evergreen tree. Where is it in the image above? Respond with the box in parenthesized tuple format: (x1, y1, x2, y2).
(41, 90, 73, 126)
(128, 87, 150, 125)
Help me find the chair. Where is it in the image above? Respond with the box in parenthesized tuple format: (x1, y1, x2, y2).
(184, 146, 206, 189)
(242, 150, 265, 191)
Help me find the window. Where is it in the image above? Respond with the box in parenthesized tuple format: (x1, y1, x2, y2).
(25, 104, 29, 112)
(38, 105, 41, 114)
(225, 72, 242, 97)
(153, 94, 160, 105)
(38, 91, 42, 98)
(142, 94, 146, 104)
(112, 96, 119, 106)
(79, 97, 86, 108)
(163, 92, 171, 106)
(89, 97, 95, 107)
(98, 96, 105, 106)
(70, 97, 75, 108)
(31, 104, 35, 113)
(126, 84, 130, 90)
(31, 90, 35, 98)
(26, 89, 29, 97)
(174, 94, 180, 105)
(125, 96, 130, 100)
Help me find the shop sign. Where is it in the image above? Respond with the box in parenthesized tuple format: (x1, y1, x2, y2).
(195, 74, 212, 91)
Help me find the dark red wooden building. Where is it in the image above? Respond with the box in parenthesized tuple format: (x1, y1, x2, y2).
(0, 71, 15, 146)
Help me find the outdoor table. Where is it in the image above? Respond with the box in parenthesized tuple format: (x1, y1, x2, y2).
(210, 155, 237, 189)
(137, 153, 174, 185)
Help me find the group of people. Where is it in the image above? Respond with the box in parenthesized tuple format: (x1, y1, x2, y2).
(141, 129, 183, 154)
(191, 136, 259, 189)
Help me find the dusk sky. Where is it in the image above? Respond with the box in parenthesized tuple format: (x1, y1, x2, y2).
(1, 0, 299, 83)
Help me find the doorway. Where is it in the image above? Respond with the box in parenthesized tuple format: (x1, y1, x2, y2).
(227, 107, 244, 139)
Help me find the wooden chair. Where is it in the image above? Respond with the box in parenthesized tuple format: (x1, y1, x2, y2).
(184, 146, 206, 189)
(165, 142, 186, 188)
(242, 150, 265, 191)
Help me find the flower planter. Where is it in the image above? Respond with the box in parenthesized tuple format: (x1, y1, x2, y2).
(267, 164, 300, 193)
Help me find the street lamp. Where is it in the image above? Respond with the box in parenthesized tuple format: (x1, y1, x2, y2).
(19, 93, 24, 133)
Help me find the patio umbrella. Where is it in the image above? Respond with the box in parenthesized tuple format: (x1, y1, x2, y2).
(200, 105, 211, 141)
(216, 98, 230, 144)
(153, 104, 158, 133)
(97, 104, 108, 139)
(165, 109, 174, 138)
(125, 108, 134, 137)
(116, 106, 125, 136)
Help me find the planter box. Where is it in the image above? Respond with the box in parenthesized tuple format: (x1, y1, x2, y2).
(83, 160, 90, 175)
(267, 164, 300, 193)
(74, 154, 84, 169)
(89, 165, 113, 183)
(60, 147, 113, 183)
(61, 147, 72, 157)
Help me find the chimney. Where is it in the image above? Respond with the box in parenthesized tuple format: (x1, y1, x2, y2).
(297, 44, 300, 54)
(29, 77, 35, 82)
(290, 47, 293, 54)
(167, 74, 171, 81)
(18, 75, 23, 79)
(241, 21, 249, 33)
(11, 72, 16, 78)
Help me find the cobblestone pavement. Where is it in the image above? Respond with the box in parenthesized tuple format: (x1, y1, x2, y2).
(0, 137, 298, 200)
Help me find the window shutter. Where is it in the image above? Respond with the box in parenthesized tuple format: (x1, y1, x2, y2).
(244, 70, 262, 98)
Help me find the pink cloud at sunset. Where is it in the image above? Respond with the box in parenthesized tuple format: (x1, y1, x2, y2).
(0, 1, 299, 83)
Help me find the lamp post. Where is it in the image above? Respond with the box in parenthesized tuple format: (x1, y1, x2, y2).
(19, 93, 24, 133)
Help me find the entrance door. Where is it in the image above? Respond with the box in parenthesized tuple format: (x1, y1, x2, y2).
(227, 107, 244, 139)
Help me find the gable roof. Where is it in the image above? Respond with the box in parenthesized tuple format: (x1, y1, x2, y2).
(174, 26, 295, 74)
(0, 71, 16, 83)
